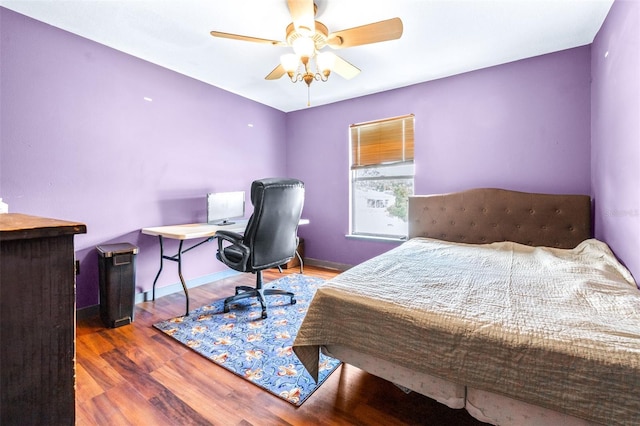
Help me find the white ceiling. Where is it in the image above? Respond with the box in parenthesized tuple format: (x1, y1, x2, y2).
(1, 0, 613, 112)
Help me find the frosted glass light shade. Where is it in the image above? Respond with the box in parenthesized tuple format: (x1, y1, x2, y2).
(292, 37, 315, 59)
(317, 51, 336, 73)
(280, 53, 299, 73)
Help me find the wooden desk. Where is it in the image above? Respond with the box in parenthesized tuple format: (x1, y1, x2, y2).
(141, 221, 248, 240)
(141, 219, 308, 315)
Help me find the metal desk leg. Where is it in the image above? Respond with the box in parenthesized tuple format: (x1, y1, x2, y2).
(152, 235, 164, 301)
(177, 240, 190, 316)
(150, 236, 189, 315)
(295, 249, 304, 274)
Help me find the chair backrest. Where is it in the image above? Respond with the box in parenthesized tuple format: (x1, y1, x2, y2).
(243, 178, 305, 270)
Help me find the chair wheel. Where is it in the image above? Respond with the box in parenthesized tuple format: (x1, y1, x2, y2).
(291, 298, 297, 305)
(261, 310, 267, 319)
(224, 305, 230, 313)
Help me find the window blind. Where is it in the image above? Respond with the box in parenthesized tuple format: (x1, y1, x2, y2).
(350, 114, 414, 169)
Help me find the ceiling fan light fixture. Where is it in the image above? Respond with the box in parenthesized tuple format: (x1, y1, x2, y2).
(316, 51, 336, 75)
(280, 53, 299, 75)
(291, 36, 315, 59)
(211, 1, 402, 105)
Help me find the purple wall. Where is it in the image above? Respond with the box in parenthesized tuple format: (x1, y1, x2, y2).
(288, 47, 592, 266)
(2, 2, 637, 311)
(1, 8, 287, 309)
(591, 0, 640, 283)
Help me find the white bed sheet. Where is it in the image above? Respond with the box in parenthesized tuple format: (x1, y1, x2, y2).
(323, 345, 465, 409)
(325, 344, 599, 425)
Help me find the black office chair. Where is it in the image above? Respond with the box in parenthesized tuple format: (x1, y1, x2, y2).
(215, 178, 305, 319)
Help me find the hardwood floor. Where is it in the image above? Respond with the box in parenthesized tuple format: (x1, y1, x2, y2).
(76, 266, 487, 425)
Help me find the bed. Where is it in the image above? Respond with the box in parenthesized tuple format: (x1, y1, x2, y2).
(293, 188, 640, 425)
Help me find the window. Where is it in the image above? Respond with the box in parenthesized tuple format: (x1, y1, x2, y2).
(350, 114, 415, 239)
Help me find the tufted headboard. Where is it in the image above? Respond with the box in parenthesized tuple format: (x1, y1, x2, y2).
(408, 188, 592, 249)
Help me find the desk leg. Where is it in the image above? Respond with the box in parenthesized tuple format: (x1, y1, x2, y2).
(177, 240, 190, 316)
(295, 249, 304, 274)
(150, 236, 190, 316)
(152, 235, 164, 301)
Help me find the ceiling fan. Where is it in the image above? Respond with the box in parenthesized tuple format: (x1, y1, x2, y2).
(210, 0, 403, 86)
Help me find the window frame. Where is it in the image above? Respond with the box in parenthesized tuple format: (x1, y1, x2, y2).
(348, 114, 415, 241)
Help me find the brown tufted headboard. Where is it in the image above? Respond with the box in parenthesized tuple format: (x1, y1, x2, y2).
(408, 188, 592, 249)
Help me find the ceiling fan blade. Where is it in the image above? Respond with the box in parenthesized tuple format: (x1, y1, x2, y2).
(327, 17, 403, 49)
(287, 0, 315, 34)
(210, 31, 285, 46)
(330, 54, 360, 80)
(265, 64, 287, 80)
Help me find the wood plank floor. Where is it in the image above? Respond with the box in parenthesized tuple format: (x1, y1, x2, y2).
(76, 266, 488, 425)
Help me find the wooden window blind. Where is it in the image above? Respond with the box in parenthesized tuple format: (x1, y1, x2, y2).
(350, 114, 414, 169)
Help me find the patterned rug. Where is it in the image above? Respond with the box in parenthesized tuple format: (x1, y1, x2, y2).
(153, 274, 341, 406)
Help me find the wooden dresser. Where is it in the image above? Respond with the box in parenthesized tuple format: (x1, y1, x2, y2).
(0, 214, 86, 425)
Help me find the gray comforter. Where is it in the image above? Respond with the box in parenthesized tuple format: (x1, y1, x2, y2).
(293, 238, 640, 425)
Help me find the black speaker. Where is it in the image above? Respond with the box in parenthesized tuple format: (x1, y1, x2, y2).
(97, 243, 138, 328)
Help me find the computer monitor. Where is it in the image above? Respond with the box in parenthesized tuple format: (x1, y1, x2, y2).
(207, 191, 245, 225)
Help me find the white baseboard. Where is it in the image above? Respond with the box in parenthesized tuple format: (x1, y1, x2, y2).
(304, 257, 352, 272)
(136, 270, 241, 304)
(78, 261, 348, 321)
(76, 270, 241, 320)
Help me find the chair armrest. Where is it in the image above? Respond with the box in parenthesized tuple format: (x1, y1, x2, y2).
(216, 230, 250, 271)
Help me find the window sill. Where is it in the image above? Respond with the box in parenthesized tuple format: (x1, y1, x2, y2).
(345, 234, 407, 244)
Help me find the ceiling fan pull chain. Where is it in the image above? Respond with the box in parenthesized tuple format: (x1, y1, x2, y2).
(307, 85, 311, 107)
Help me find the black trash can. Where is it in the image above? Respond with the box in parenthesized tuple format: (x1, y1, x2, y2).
(97, 243, 138, 328)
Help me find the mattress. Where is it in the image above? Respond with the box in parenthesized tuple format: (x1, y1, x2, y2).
(293, 237, 640, 425)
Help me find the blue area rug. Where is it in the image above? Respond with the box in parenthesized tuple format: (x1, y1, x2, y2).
(153, 274, 340, 406)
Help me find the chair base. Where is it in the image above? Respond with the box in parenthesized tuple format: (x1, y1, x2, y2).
(223, 275, 296, 319)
